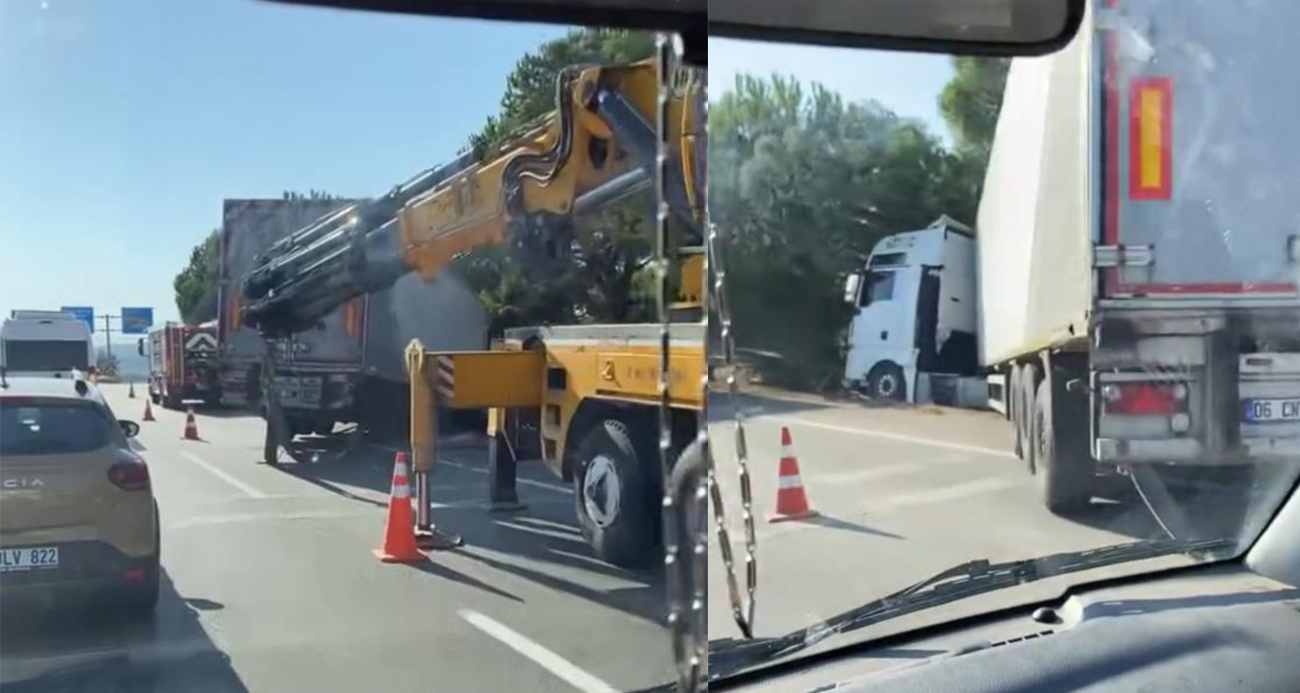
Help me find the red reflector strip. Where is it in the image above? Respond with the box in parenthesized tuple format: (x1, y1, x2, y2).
(123, 567, 146, 582)
(1128, 77, 1173, 200)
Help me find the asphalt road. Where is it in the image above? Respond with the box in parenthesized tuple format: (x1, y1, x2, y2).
(1, 384, 677, 693)
(706, 390, 1197, 643)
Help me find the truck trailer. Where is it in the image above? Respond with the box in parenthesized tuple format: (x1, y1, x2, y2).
(978, 0, 1300, 513)
(218, 198, 488, 438)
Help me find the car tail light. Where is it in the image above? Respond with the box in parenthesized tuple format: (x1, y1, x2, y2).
(108, 451, 150, 491)
(1102, 382, 1188, 415)
(123, 566, 146, 582)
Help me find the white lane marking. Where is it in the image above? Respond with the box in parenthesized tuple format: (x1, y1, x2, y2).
(169, 508, 376, 529)
(769, 416, 1017, 460)
(493, 520, 587, 545)
(879, 476, 1022, 510)
(440, 460, 571, 494)
(809, 462, 926, 485)
(179, 450, 268, 499)
(459, 609, 620, 693)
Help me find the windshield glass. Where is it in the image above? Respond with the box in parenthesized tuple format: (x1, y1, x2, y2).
(0, 402, 113, 456)
(708, 0, 1300, 678)
(2, 341, 91, 372)
(1, 1, 698, 690)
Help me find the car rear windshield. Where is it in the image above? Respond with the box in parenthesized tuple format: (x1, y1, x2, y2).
(0, 401, 113, 456)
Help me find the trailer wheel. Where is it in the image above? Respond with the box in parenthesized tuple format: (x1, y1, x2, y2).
(1009, 365, 1023, 458)
(572, 419, 660, 569)
(1034, 378, 1092, 514)
(1020, 362, 1038, 475)
(867, 362, 907, 402)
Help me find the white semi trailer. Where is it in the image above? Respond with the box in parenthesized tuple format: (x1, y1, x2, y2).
(978, 0, 1300, 513)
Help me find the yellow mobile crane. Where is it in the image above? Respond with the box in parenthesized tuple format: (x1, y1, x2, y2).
(241, 56, 706, 569)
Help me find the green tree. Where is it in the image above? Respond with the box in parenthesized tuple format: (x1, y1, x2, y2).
(174, 230, 221, 325)
(707, 58, 1011, 391)
(467, 29, 654, 159)
(939, 57, 1011, 167)
(710, 74, 970, 387)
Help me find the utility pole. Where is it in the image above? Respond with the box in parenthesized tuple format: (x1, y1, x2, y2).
(99, 314, 121, 361)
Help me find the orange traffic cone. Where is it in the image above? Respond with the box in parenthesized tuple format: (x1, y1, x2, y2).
(182, 407, 201, 441)
(373, 452, 425, 563)
(128, 382, 137, 399)
(142, 399, 156, 422)
(767, 427, 819, 523)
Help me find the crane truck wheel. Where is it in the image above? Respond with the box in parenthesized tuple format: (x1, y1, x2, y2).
(263, 417, 280, 466)
(867, 362, 907, 402)
(572, 419, 660, 569)
(1034, 378, 1092, 514)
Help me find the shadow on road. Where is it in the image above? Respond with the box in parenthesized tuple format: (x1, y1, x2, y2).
(410, 559, 524, 603)
(1056, 467, 1273, 544)
(0, 570, 248, 692)
(257, 438, 670, 627)
(805, 514, 906, 540)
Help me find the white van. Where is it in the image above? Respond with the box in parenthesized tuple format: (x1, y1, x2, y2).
(0, 311, 95, 378)
(842, 217, 978, 402)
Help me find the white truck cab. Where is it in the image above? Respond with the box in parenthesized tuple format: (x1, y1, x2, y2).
(842, 217, 978, 402)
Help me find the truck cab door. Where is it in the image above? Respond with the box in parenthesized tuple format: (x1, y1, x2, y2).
(844, 269, 914, 386)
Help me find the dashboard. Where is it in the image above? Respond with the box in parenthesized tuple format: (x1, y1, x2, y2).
(714, 565, 1300, 693)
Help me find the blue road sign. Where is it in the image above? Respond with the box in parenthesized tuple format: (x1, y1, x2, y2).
(61, 306, 94, 332)
(121, 307, 154, 334)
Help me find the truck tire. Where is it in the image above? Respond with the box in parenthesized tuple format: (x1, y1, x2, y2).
(1009, 364, 1024, 458)
(1034, 377, 1093, 514)
(572, 419, 660, 569)
(867, 362, 907, 402)
(1020, 362, 1038, 475)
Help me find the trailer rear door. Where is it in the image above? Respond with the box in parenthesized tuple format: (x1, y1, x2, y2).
(1100, 0, 1300, 299)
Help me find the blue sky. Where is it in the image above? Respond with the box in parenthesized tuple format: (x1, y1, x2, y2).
(0, 0, 955, 340)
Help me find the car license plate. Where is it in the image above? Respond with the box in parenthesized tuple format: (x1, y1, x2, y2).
(0, 546, 59, 572)
(1242, 398, 1300, 423)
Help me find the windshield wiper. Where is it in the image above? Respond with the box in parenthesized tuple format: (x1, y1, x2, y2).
(708, 536, 1235, 682)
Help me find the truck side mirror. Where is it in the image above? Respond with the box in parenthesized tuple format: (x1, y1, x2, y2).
(843, 273, 862, 304)
(137, 338, 145, 357)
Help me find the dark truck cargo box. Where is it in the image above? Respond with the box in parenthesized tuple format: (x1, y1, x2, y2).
(218, 198, 488, 433)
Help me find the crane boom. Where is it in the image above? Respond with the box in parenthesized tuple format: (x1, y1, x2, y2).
(241, 60, 704, 336)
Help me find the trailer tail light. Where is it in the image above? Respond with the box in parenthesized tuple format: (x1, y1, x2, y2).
(343, 299, 361, 338)
(228, 294, 243, 331)
(108, 450, 151, 491)
(1129, 77, 1172, 200)
(1102, 382, 1188, 415)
